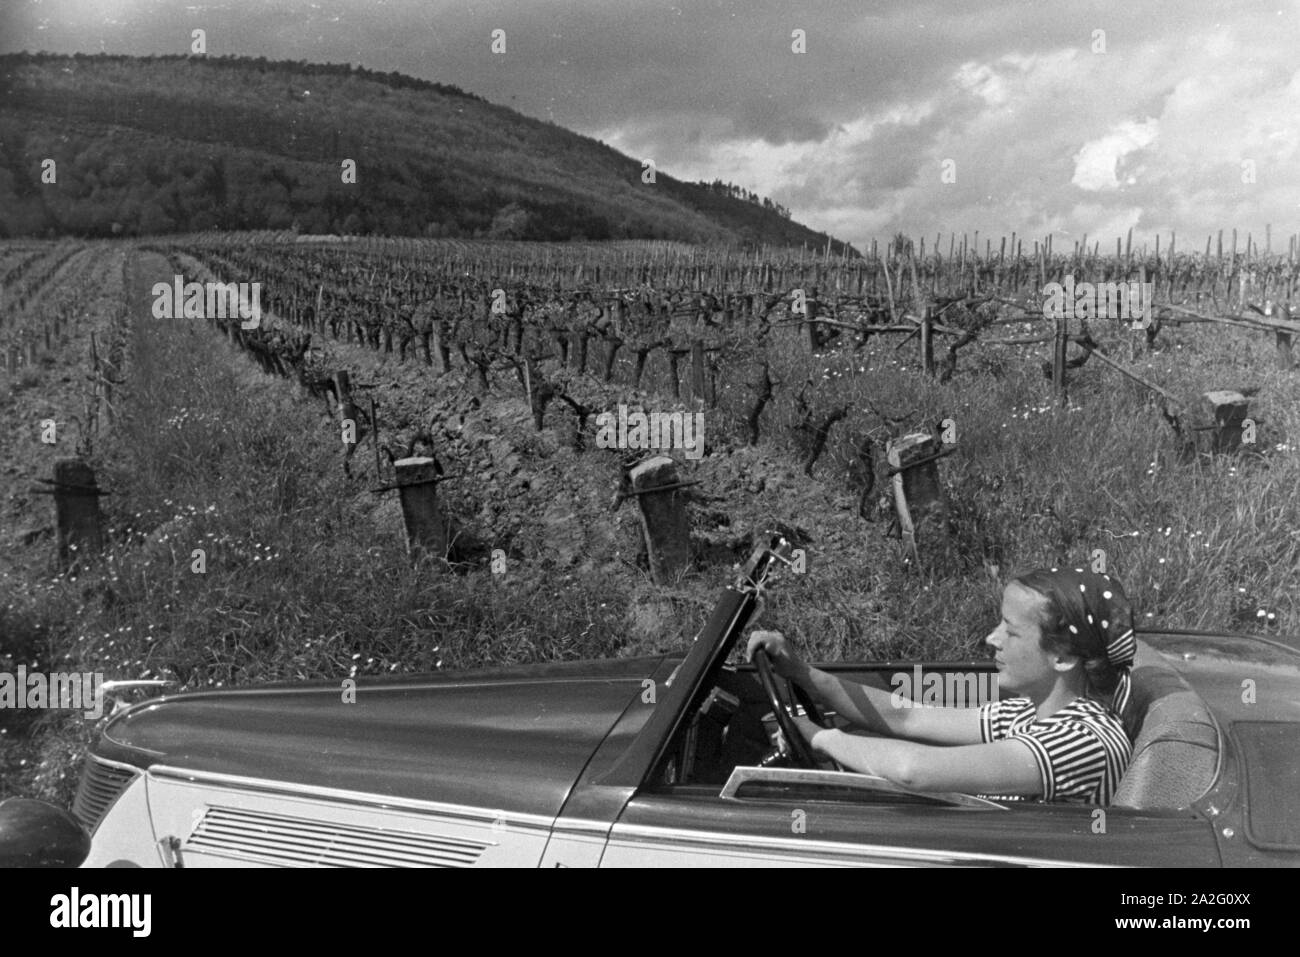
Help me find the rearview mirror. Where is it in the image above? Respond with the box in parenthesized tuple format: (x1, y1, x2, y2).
(0, 798, 91, 867)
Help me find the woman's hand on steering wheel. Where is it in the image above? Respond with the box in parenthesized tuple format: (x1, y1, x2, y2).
(745, 630, 800, 678)
(748, 631, 835, 768)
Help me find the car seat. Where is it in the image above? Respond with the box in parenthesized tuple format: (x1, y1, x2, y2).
(1110, 640, 1220, 810)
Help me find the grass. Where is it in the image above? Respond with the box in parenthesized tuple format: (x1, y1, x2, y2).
(3, 245, 1297, 810)
(1, 254, 632, 804)
(736, 315, 1299, 660)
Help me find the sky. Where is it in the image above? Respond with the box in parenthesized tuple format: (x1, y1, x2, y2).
(4, 0, 1299, 252)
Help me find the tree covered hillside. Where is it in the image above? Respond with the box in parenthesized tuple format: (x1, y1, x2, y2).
(0, 52, 853, 251)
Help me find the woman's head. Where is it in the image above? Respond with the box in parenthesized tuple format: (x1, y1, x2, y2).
(986, 567, 1136, 711)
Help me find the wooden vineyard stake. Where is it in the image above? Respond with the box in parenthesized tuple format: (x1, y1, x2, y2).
(371, 397, 381, 478)
(920, 306, 935, 376)
(333, 370, 361, 472)
(600, 299, 624, 382)
(690, 338, 706, 407)
(1052, 314, 1068, 403)
(629, 455, 692, 585)
(101, 358, 116, 427)
(394, 457, 449, 563)
(332, 370, 356, 420)
(1275, 304, 1294, 370)
(432, 319, 452, 373)
(745, 362, 773, 445)
(886, 433, 952, 569)
(705, 348, 719, 408)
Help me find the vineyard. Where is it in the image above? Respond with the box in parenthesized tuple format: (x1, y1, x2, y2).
(2, 233, 1299, 807)
(161, 230, 1299, 490)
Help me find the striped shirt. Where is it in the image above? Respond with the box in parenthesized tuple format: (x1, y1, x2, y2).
(978, 696, 1132, 804)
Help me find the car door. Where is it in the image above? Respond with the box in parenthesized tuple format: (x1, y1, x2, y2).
(598, 766, 1222, 867)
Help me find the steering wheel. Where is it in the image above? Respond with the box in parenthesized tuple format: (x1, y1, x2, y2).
(753, 649, 830, 768)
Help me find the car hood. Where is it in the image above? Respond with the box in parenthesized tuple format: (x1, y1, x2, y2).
(98, 657, 666, 818)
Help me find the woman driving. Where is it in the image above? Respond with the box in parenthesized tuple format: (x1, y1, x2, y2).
(745, 566, 1136, 804)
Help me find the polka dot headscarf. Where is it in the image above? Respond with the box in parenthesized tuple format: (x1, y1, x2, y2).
(1044, 566, 1137, 716)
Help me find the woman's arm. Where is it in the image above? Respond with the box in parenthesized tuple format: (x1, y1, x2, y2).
(797, 662, 984, 745)
(810, 727, 1044, 796)
(747, 630, 984, 745)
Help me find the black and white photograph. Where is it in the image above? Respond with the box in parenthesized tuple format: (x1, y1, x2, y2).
(0, 0, 1297, 902)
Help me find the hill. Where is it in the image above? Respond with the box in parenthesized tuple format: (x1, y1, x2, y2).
(0, 52, 854, 251)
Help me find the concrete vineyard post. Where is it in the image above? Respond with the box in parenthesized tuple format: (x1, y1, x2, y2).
(394, 457, 449, 563)
(1200, 391, 1250, 454)
(886, 433, 951, 568)
(53, 459, 104, 573)
(803, 305, 819, 353)
(630, 455, 692, 585)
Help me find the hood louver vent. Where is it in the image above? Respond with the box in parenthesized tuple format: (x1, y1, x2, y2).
(72, 757, 140, 831)
(185, 806, 490, 867)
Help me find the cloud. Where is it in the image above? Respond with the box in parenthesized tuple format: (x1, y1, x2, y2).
(1071, 119, 1160, 192)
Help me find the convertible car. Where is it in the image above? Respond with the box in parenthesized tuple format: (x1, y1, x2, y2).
(3, 536, 1299, 867)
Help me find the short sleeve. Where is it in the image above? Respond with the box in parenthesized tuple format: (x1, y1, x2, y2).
(978, 699, 1132, 804)
(978, 697, 1032, 743)
(1006, 719, 1115, 803)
